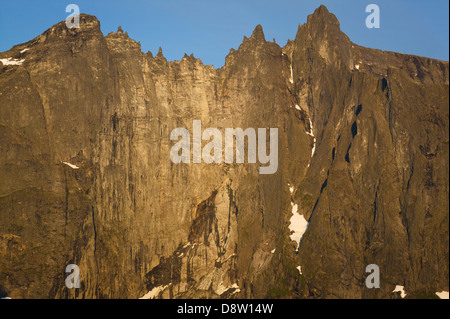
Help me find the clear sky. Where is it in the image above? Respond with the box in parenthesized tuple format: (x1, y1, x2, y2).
(0, 0, 448, 68)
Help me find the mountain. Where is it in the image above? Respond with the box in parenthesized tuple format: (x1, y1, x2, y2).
(0, 5, 448, 299)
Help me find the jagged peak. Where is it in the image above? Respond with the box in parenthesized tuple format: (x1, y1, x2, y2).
(251, 24, 265, 42)
(116, 26, 130, 39)
(307, 5, 340, 27)
(180, 53, 199, 64)
(66, 13, 100, 27)
(106, 25, 133, 40)
(42, 14, 101, 38)
(156, 47, 164, 58)
(294, 5, 344, 44)
(316, 4, 330, 15)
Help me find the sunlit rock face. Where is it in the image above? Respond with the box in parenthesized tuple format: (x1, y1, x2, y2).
(0, 6, 448, 299)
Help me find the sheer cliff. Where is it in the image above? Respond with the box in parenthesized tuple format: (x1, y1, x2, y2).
(0, 6, 448, 299)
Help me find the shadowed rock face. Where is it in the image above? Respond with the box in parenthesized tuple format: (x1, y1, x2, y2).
(0, 6, 448, 299)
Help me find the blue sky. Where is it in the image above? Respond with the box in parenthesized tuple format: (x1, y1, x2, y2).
(0, 0, 448, 68)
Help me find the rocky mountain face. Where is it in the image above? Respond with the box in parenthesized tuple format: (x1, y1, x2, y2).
(0, 6, 448, 299)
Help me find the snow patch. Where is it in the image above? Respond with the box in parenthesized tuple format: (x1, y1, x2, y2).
(271, 249, 276, 254)
(289, 202, 309, 251)
(296, 266, 302, 275)
(436, 291, 449, 299)
(20, 48, 30, 53)
(217, 283, 240, 295)
(230, 287, 241, 296)
(289, 65, 294, 84)
(393, 285, 406, 298)
(62, 162, 79, 169)
(306, 118, 315, 137)
(139, 284, 169, 299)
(306, 118, 316, 158)
(0, 57, 25, 66)
(289, 104, 301, 111)
(355, 64, 360, 70)
(310, 138, 316, 158)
